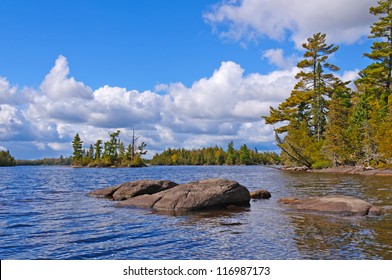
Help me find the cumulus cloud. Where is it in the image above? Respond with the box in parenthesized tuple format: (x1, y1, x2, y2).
(204, 0, 376, 47)
(0, 104, 28, 140)
(40, 55, 93, 100)
(0, 55, 300, 157)
(0, 77, 19, 104)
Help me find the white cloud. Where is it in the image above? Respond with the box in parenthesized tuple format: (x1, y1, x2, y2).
(0, 104, 27, 140)
(1, 55, 301, 157)
(0, 77, 19, 104)
(204, 0, 376, 47)
(40, 55, 93, 100)
(262, 48, 298, 69)
(0, 145, 7, 151)
(48, 142, 70, 151)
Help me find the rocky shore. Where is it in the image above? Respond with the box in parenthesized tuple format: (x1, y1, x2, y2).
(281, 165, 392, 176)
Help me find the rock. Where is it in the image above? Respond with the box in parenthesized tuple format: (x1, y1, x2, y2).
(279, 195, 381, 216)
(115, 178, 251, 212)
(87, 185, 122, 198)
(278, 197, 301, 204)
(88, 180, 178, 200)
(250, 189, 271, 199)
(368, 206, 383, 216)
(282, 166, 309, 172)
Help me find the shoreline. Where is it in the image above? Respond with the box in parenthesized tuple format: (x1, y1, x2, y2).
(281, 165, 392, 177)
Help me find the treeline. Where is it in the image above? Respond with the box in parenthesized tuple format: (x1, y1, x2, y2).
(263, 0, 392, 169)
(16, 156, 72, 166)
(0, 150, 16, 166)
(71, 130, 147, 167)
(151, 142, 280, 166)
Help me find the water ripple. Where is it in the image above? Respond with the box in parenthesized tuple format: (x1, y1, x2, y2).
(0, 165, 391, 259)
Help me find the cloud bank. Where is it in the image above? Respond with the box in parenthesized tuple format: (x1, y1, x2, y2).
(0, 56, 298, 158)
(204, 0, 376, 47)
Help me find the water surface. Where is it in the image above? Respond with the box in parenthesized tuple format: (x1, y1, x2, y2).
(0, 165, 391, 259)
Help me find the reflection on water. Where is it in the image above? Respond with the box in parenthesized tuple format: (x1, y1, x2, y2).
(0, 165, 391, 259)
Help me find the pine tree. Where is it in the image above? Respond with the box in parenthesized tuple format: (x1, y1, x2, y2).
(264, 33, 341, 140)
(239, 144, 251, 165)
(263, 33, 345, 167)
(357, 0, 392, 105)
(72, 133, 84, 163)
(355, 0, 392, 165)
(94, 140, 103, 160)
(324, 83, 353, 165)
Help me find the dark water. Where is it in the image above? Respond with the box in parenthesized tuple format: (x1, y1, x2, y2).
(0, 165, 391, 260)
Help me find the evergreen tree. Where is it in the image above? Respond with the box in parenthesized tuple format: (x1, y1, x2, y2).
(225, 141, 237, 165)
(355, 0, 392, 165)
(0, 150, 16, 166)
(264, 33, 341, 140)
(72, 133, 84, 164)
(324, 84, 353, 165)
(103, 130, 120, 164)
(94, 140, 103, 160)
(263, 33, 345, 167)
(357, 0, 392, 105)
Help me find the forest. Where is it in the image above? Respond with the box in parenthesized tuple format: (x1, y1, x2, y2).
(150, 142, 280, 166)
(16, 156, 72, 166)
(263, 0, 392, 169)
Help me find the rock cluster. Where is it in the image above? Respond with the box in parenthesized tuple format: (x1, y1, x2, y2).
(89, 178, 250, 212)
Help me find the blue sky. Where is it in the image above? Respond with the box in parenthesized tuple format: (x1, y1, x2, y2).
(0, 0, 378, 159)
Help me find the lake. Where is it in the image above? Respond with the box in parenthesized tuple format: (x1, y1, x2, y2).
(0, 165, 391, 259)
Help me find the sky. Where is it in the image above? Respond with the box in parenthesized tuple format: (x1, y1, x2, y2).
(0, 0, 379, 159)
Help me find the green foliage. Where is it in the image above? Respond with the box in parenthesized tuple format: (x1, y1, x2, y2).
(150, 143, 280, 166)
(263, 1, 392, 168)
(311, 160, 332, 169)
(71, 133, 83, 164)
(0, 150, 16, 166)
(71, 130, 147, 167)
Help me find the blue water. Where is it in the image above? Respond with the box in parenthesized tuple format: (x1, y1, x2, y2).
(0, 165, 391, 259)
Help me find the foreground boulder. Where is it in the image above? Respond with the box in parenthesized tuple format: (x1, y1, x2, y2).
(250, 189, 271, 199)
(115, 178, 251, 212)
(87, 180, 178, 200)
(279, 195, 382, 216)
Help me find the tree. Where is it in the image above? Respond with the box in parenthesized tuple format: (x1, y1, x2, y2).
(103, 130, 121, 164)
(264, 33, 341, 140)
(239, 144, 251, 165)
(354, 0, 392, 165)
(357, 0, 392, 104)
(225, 141, 237, 165)
(263, 33, 345, 167)
(72, 133, 84, 163)
(0, 150, 16, 166)
(324, 84, 353, 165)
(94, 140, 103, 160)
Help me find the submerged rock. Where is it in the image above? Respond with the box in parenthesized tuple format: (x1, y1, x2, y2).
(115, 178, 251, 212)
(279, 195, 383, 216)
(250, 189, 271, 199)
(87, 180, 178, 200)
